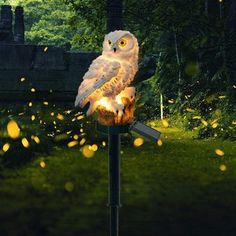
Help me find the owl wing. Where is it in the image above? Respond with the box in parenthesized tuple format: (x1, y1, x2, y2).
(75, 56, 121, 108)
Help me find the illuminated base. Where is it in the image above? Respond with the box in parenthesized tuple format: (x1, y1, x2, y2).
(97, 97, 135, 126)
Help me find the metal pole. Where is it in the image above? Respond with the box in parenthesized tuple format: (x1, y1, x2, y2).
(108, 130, 121, 236)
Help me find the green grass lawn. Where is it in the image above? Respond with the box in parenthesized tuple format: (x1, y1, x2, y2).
(0, 127, 235, 236)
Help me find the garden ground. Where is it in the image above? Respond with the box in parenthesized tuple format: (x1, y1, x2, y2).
(0, 126, 235, 236)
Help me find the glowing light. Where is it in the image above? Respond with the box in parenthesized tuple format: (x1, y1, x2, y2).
(80, 128, 84, 133)
(73, 135, 79, 140)
(168, 99, 175, 104)
(7, 120, 20, 139)
(40, 161, 46, 168)
(102, 141, 106, 146)
(22, 138, 30, 148)
(31, 88, 36, 93)
(186, 108, 195, 112)
(54, 134, 68, 142)
(3, 143, 10, 152)
(31, 115, 36, 121)
(91, 144, 98, 151)
(43, 101, 49, 106)
(215, 149, 224, 156)
(212, 123, 218, 129)
(67, 140, 78, 148)
(201, 119, 208, 126)
(66, 131, 72, 134)
(80, 138, 86, 145)
(65, 182, 74, 192)
(28, 102, 33, 107)
(82, 145, 95, 158)
(133, 138, 144, 147)
(50, 112, 55, 116)
(219, 164, 226, 171)
(44, 47, 48, 52)
(162, 119, 169, 128)
(57, 114, 64, 120)
(33, 136, 40, 144)
(20, 77, 26, 82)
(157, 139, 163, 146)
(192, 116, 201, 120)
(218, 95, 226, 99)
(97, 97, 111, 110)
(77, 115, 84, 120)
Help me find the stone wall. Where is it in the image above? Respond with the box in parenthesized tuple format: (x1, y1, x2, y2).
(0, 44, 98, 103)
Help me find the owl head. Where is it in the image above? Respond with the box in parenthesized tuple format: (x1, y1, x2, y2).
(102, 30, 139, 61)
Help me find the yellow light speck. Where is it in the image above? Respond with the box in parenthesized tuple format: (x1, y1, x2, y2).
(31, 115, 36, 121)
(67, 140, 78, 148)
(157, 139, 163, 146)
(80, 128, 84, 133)
(28, 102, 33, 107)
(43, 101, 49, 106)
(7, 120, 20, 139)
(133, 138, 144, 147)
(20, 77, 26, 82)
(192, 116, 201, 120)
(82, 145, 95, 158)
(201, 119, 208, 126)
(80, 138, 86, 146)
(21, 138, 30, 148)
(102, 141, 106, 146)
(3, 143, 10, 152)
(168, 99, 175, 104)
(186, 108, 195, 112)
(91, 144, 98, 151)
(219, 164, 226, 171)
(73, 135, 79, 140)
(77, 115, 84, 120)
(162, 119, 169, 128)
(212, 123, 218, 129)
(54, 133, 68, 142)
(44, 47, 48, 52)
(57, 114, 64, 120)
(33, 136, 40, 144)
(31, 88, 36, 93)
(215, 149, 224, 157)
(40, 161, 46, 168)
(50, 112, 54, 116)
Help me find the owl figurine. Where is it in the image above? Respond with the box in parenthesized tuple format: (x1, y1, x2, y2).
(74, 30, 139, 118)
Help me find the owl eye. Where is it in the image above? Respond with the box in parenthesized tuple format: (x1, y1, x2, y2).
(118, 38, 127, 47)
(108, 40, 112, 45)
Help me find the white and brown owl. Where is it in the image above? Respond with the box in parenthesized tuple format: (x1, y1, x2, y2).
(74, 30, 139, 117)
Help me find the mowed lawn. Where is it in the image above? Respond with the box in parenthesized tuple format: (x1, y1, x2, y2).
(0, 127, 235, 236)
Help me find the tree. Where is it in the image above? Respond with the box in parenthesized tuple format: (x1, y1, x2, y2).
(224, 0, 236, 107)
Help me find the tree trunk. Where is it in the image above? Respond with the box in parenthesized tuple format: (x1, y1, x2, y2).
(224, 0, 236, 107)
(106, 0, 123, 32)
(174, 32, 182, 102)
(160, 93, 164, 119)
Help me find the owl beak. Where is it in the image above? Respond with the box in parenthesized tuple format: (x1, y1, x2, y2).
(113, 47, 117, 53)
